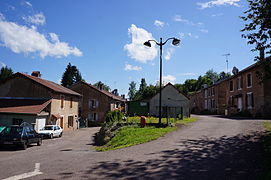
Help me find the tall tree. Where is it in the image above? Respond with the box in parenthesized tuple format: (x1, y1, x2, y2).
(128, 81, 136, 100)
(0, 66, 13, 82)
(93, 81, 111, 92)
(241, 0, 271, 57)
(139, 78, 147, 92)
(61, 63, 83, 87)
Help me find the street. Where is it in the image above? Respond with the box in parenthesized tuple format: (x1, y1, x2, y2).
(0, 115, 268, 180)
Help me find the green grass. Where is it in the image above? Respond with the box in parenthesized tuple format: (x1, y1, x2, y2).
(176, 117, 198, 125)
(96, 126, 176, 151)
(262, 121, 271, 179)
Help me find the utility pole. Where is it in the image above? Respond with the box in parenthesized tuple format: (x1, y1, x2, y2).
(222, 53, 230, 73)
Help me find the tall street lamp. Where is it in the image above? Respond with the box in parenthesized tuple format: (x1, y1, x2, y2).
(143, 37, 180, 126)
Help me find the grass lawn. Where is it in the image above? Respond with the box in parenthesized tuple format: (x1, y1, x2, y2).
(262, 121, 271, 179)
(96, 117, 198, 152)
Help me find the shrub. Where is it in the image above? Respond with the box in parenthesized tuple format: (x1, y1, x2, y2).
(105, 110, 124, 124)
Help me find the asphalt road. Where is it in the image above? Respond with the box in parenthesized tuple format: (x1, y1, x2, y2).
(0, 115, 268, 180)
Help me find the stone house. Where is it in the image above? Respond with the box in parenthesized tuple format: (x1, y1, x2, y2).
(149, 83, 190, 118)
(0, 72, 81, 131)
(189, 57, 271, 118)
(70, 81, 125, 126)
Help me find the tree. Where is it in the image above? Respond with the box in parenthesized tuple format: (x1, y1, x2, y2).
(93, 81, 111, 92)
(0, 66, 13, 82)
(61, 63, 83, 87)
(205, 69, 219, 83)
(128, 81, 136, 100)
(241, 0, 271, 57)
(139, 78, 147, 92)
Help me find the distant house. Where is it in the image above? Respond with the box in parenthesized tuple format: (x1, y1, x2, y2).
(149, 83, 190, 118)
(0, 72, 81, 131)
(189, 57, 271, 118)
(70, 81, 125, 126)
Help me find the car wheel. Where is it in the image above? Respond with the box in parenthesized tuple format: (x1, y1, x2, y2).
(59, 132, 63, 138)
(50, 134, 53, 139)
(37, 138, 42, 146)
(22, 141, 27, 150)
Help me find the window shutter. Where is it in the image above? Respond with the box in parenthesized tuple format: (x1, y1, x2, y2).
(251, 93, 254, 107)
(245, 94, 248, 107)
(96, 101, 99, 108)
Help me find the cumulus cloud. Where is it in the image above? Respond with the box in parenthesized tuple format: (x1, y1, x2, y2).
(197, 0, 240, 9)
(124, 63, 142, 71)
(154, 20, 165, 28)
(163, 75, 176, 84)
(23, 13, 46, 25)
(0, 19, 82, 58)
(164, 48, 175, 61)
(124, 24, 157, 63)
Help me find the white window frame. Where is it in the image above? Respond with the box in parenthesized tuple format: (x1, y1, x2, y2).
(246, 73, 252, 88)
(237, 77, 242, 90)
(89, 99, 99, 108)
(247, 92, 253, 109)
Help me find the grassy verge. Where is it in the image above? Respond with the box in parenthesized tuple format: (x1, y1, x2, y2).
(262, 121, 271, 179)
(96, 126, 176, 151)
(96, 117, 198, 152)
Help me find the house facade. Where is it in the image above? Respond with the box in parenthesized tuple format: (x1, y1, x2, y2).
(189, 58, 271, 118)
(0, 72, 81, 131)
(149, 83, 190, 118)
(71, 81, 125, 126)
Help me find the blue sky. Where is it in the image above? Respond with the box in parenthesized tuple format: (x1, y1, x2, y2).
(0, 0, 257, 96)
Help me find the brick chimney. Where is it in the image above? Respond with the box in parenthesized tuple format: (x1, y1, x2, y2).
(31, 71, 41, 78)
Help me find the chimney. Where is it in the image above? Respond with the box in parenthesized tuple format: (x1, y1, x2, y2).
(260, 48, 265, 60)
(121, 94, 125, 99)
(31, 71, 41, 78)
(98, 84, 103, 90)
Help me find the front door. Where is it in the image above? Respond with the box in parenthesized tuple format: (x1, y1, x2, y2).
(60, 117, 64, 129)
(237, 97, 242, 111)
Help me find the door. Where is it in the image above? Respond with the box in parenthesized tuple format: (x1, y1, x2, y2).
(237, 97, 242, 111)
(60, 117, 64, 129)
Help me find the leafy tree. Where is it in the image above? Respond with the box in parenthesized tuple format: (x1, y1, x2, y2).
(0, 66, 13, 82)
(61, 63, 83, 87)
(93, 81, 111, 92)
(205, 69, 219, 83)
(240, 0, 271, 57)
(128, 81, 136, 100)
(139, 78, 147, 92)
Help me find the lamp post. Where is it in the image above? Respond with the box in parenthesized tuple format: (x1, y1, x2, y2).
(144, 37, 180, 126)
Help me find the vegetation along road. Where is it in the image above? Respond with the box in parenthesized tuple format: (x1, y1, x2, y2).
(0, 115, 269, 179)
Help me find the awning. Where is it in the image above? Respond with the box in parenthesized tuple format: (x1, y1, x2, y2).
(52, 114, 62, 119)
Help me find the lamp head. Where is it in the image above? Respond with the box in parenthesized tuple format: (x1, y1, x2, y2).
(172, 38, 180, 46)
(143, 41, 151, 47)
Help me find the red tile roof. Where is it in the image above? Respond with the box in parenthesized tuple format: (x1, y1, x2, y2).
(73, 81, 125, 102)
(15, 73, 81, 96)
(0, 98, 51, 115)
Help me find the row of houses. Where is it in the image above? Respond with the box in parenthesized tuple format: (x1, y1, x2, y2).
(0, 72, 125, 131)
(189, 57, 271, 118)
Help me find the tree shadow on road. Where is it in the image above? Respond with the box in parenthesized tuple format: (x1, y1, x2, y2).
(73, 132, 266, 180)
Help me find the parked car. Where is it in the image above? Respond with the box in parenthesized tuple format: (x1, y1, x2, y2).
(0, 125, 42, 150)
(38, 125, 63, 139)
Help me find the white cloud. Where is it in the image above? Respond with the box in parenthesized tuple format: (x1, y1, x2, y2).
(164, 48, 175, 61)
(200, 29, 208, 33)
(173, 15, 203, 27)
(0, 13, 5, 21)
(211, 13, 224, 17)
(197, 0, 240, 9)
(0, 61, 6, 67)
(124, 63, 142, 71)
(163, 75, 176, 84)
(0, 19, 82, 58)
(154, 20, 165, 28)
(179, 73, 196, 76)
(23, 13, 46, 25)
(124, 24, 157, 63)
(24, 1, 32, 7)
(179, 32, 199, 39)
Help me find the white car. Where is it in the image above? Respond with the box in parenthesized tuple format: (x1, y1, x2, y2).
(38, 125, 63, 139)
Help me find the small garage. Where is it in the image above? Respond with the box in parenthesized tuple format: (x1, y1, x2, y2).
(0, 98, 51, 131)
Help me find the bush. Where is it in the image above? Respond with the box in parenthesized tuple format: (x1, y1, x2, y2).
(105, 110, 124, 124)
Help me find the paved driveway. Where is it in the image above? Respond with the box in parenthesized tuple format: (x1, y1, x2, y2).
(0, 115, 268, 180)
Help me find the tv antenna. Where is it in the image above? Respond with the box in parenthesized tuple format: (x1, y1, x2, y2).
(222, 53, 230, 73)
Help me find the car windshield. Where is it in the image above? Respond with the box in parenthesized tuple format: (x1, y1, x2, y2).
(43, 126, 54, 130)
(0, 127, 23, 135)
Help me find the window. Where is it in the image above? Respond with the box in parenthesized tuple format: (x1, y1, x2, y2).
(211, 99, 215, 108)
(60, 95, 65, 109)
(68, 116, 74, 127)
(246, 92, 254, 109)
(228, 96, 234, 106)
(208, 89, 211, 97)
(12, 118, 23, 125)
(204, 100, 208, 109)
(247, 73, 252, 88)
(204, 90, 208, 98)
(70, 97, 73, 108)
(88, 113, 98, 121)
(89, 99, 99, 108)
(237, 77, 242, 90)
(211, 87, 215, 96)
(230, 80, 234, 92)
